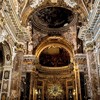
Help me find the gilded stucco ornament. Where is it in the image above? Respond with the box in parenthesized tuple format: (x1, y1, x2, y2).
(14, 42, 25, 52)
(47, 84, 64, 98)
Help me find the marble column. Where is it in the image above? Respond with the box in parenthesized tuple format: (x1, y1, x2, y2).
(85, 43, 98, 100)
(75, 54, 88, 100)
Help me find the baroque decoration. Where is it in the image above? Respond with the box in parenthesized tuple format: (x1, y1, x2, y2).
(47, 84, 64, 98)
(0, 0, 100, 100)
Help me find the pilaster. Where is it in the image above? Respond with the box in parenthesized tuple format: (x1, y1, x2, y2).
(10, 43, 24, 100)
(0, 65, 12, 100)
(85, 42, 98, 100)
(75, 54, 88, 100)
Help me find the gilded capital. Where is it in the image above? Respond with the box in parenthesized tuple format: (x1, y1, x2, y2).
(15, 42, 25, 52)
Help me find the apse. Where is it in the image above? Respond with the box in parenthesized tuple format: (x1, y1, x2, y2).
(39, 46, 70, 67)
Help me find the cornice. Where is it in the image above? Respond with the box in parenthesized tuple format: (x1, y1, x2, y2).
(2, 0, 30, 42)
(36, 64, 74, 74)
(75, 54, 86, 63)
(37, 72, 75, 79)
(78, 26, 87, 40)
(87, 0, 100, 31)
(85, 41, 95, 52)
(75, 54, 86, 59)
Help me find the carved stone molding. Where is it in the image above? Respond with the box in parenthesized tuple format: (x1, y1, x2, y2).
(22, 55, 36, 72)
(0, 0, 3, 10)
(36, 63, 74, 74)
(2, 0, 30, 42)
(14, 43, 25, 53)
(75, 54, 87, 71)
(85, 41, 95, 52)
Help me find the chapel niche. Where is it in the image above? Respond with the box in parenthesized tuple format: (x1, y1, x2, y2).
(0, 43, 4, 91)
(0, 43, 3, 66)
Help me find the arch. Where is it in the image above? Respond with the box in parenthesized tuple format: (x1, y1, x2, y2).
(0, 43, 3, 91)
(0, 41, 12, 66)
(35, 36, 74, 63)
(2, 41, 12, 65)
(0, 41, 12, 91)
(0, 43, 4, 66)
(21, 6, 33, 26)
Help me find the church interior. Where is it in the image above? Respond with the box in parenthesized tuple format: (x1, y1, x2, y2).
(0, 0, 100, 100)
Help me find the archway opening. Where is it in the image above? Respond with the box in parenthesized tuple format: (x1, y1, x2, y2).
(0, 43, 3, 66)
(0, 43, 4, 91)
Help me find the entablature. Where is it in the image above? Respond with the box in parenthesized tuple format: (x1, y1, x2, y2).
(75, 54, 87, 71)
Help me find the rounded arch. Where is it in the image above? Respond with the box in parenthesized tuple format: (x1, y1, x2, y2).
(0, 41, 12, 91)
(0, 43, 4, 66)
(21, 6, 33, 26)
(35, 36, 74, 63)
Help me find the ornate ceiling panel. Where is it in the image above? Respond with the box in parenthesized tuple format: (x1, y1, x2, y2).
(29, 6, 76, 34)
(21, 0, 90, 27)
(35, 7, 73, 28)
